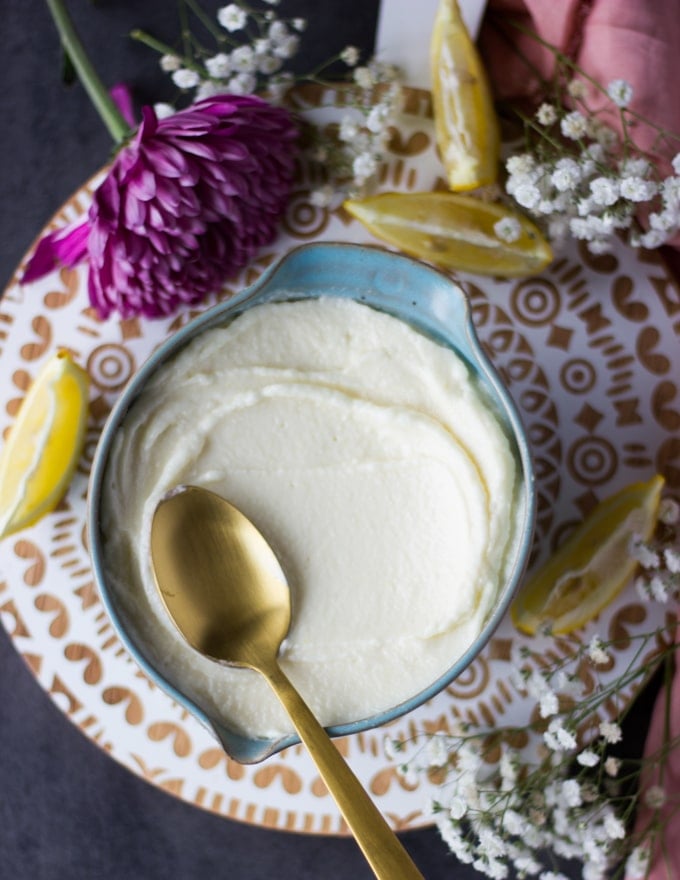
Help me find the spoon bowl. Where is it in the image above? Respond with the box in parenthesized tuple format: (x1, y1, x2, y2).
(151, 486, 291, 669)
(150, 484, 424, 880)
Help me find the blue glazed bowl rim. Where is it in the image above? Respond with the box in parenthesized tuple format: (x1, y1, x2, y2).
(88, 241, 536, 764)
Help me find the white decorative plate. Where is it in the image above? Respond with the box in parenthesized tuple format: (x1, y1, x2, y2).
(0, 86, 678, 833)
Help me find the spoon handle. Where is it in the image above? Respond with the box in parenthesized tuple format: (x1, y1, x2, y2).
(263, 662, 424, 880)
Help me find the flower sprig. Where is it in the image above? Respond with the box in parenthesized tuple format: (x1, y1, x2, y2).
(132, 0, 309, 105)
(500, 32, 680, 255)
(134, 1, 405, 203)
(387, 501, 680, 880)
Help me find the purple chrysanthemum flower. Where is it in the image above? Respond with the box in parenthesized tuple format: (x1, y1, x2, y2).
(23, 95, 299, 319)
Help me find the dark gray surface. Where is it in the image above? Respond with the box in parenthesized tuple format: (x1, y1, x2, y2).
(0, 2, 651, 878)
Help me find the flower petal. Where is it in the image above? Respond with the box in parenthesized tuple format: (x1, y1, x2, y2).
(21, 219, 90, 282)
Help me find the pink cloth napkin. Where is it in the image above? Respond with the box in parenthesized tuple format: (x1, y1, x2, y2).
(478, 0, 680, 246)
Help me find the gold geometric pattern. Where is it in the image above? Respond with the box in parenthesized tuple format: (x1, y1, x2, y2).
(0, 85, 678, 835)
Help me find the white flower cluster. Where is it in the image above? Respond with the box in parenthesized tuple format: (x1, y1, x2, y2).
(154, 1, 307, 106)
(307, 60, 404, 207)
(505, 79, 680, 254)
(631, 496, 680, 603)
(414, 723, 631, 880)
(387, 527, 680, 880)
(145, 2, 403, 201)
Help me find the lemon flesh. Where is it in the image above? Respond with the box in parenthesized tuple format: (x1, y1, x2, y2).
(511, 475, 665, 635)
(0, 350, 89, 538)
(431, 0, 500, 190)
(344, 191, 553, 277)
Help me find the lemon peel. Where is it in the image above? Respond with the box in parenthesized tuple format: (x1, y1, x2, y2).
(344, 191, 553, 277)
(511, 475, 665, 635)
(430, 0, 500, 190)
(0, 350, 89, 539)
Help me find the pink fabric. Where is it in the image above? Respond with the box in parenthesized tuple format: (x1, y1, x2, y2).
(627, 619, 680, 880)
(479, 0, 680, 245)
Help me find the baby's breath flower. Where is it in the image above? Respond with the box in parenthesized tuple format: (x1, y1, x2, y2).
(587, 237, 612, 255)
(272, 34, 299, 59)
(604, 756, 621, 777)
(599, 721, 622, 744)
(619, 176, 657, 202)
(338, 114, 360, 142)
(426, 735, 449, 768)
(172, 68, 201, 89)
(309, 185, 334, 208)
(607, 78, 634, 108)
(493, 216, 522, 243)
(228, 72, 256, 94)
(513, 181, 542, 210)
(603, 811, 626, 840)
(567, 78, 587, 99)
(195, 80, 223, 100)
(577, 749, 600, 767)
(538, 689, 559, 718)
(621, 156, 653, 178)
(205, 53, 231, 78)
(366, 103, 391, 134)
(353, 65, 374, 89)
(587, 635, 611, 666)
(663, 546, 680, 573)
(589, 176, 619, 206)
(659, 497, 680, 524)
(152, 102, 175, 119)
(448, 794, 468, 820)
(160, 54, 181, 72)
(626, 845, 652, 878)
(217, 3, 247, 32)
(230, 44, 256, 72)
(649, 574, 670, 602)
(638, 228, 668, 248)
(536, 102, 557, 125)
(643, 784, 666, 809)
(551, 157, 581, 192)
(258, 54, 283, 75)
(352, 151, 378, 184)
(341, 45, 360, 67)
(561, 778, 582, 807)
(544, 718, 577, 751)
(506, 153, 536, 176)
(473, 856, 508, 879)
(629, 535, 660, 569)
(501, 809, 526, 835)
(560, 110, 588, 140)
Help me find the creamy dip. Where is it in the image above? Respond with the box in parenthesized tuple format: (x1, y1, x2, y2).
(101, 297, 521, 738)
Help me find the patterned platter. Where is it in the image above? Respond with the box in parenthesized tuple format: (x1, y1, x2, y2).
(0, 86, 678, 834)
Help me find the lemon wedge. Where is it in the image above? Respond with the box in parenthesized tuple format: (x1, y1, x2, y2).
(430, 0, 500, 190)
(344, 191, 552, 277)
(0, 350, 89, 539)
(511, 475, 665, 635)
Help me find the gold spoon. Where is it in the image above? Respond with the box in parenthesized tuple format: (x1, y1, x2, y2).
(150, 485, 424, 880)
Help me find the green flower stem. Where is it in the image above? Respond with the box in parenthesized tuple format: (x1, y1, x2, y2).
(129, 29, 207, 76)
(45, 0, 129, 143)
(183, 0, 225, 42)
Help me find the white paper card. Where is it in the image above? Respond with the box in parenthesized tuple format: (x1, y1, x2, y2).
(374, 0, 488, 88)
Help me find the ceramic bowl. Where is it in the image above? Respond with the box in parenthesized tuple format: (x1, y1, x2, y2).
(88, 242, 536, 763)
